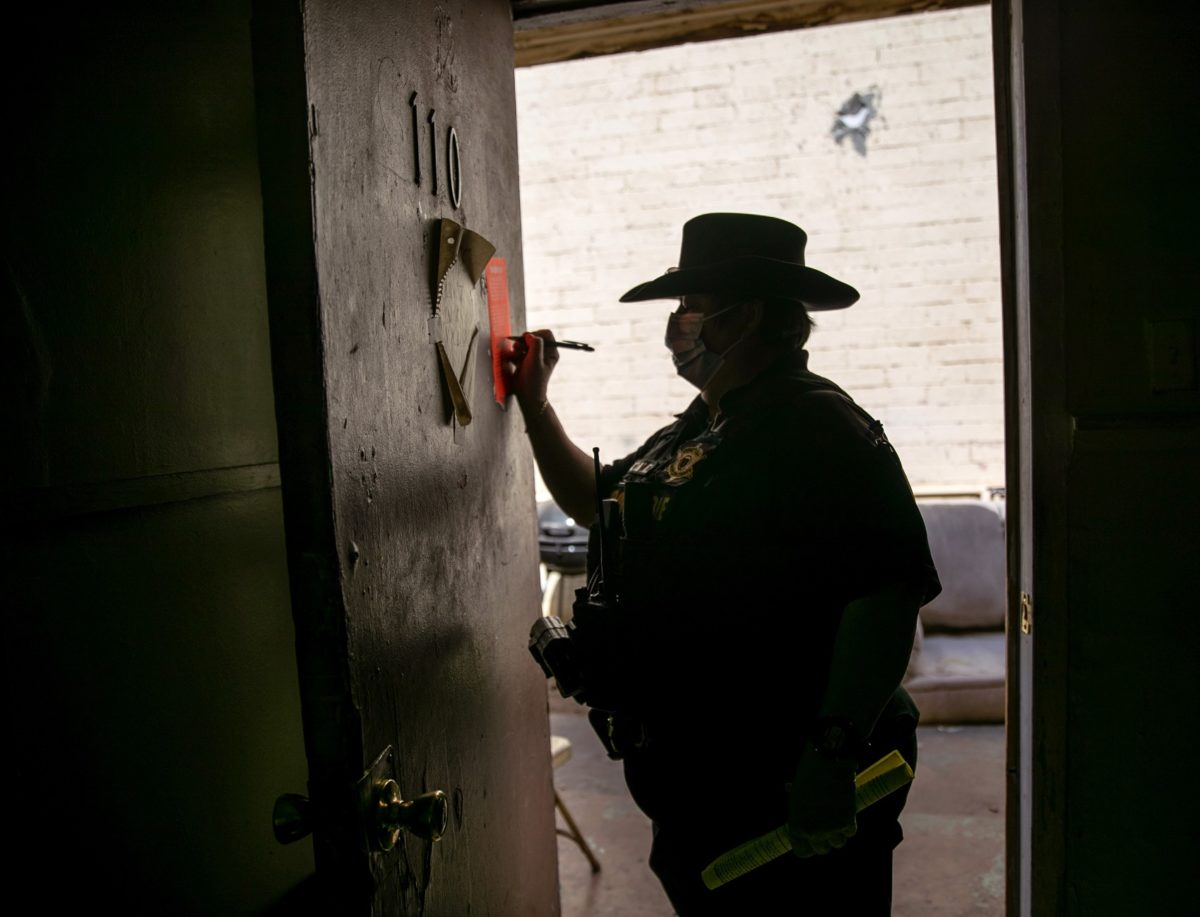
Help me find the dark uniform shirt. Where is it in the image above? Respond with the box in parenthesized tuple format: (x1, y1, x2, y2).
(590, 348, 941, 832)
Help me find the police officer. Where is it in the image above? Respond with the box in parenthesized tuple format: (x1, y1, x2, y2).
(508, 213, 940, 914)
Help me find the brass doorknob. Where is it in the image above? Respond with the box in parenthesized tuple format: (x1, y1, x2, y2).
(273, 793, 313, 845)
(373, 781, 449, 851)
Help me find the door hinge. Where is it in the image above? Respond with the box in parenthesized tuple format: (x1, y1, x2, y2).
(1020, 592, 1033, 635)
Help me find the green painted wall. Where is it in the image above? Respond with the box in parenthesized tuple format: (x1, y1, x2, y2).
(3, 3, 313, 911)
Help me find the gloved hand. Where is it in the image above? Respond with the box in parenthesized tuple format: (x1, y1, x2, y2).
(786, 745, 858, 857)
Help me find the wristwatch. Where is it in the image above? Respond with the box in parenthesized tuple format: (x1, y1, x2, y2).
(809, 716, 863, 760)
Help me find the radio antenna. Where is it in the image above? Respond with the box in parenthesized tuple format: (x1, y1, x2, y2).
(592, 447, 608, 598)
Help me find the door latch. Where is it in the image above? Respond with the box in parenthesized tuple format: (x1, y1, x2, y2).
(371, 779, 448, 851)
(272, 745, 449, 853)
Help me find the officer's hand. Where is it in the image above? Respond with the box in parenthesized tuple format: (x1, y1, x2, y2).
(786, 746, 857, 857)
(501, 329, 560, 413)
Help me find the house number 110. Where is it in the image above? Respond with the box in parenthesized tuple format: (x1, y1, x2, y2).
(410, 92, 462, 209)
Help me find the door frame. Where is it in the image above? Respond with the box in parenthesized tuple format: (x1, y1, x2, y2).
(992, 1, 1068, 914)
(516, 1, 1066, 911)
(514, 2, 1059, 911)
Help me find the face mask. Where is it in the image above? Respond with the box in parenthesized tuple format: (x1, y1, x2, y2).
(664, 302, 744, 390)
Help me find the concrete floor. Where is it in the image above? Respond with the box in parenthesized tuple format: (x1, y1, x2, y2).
(550, 705, 1004, 916)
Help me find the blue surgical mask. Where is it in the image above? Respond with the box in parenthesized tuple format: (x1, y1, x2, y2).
(664, 303, 745, 389)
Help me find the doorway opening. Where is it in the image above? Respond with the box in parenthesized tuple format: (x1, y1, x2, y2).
(515, 6, 1006, 915)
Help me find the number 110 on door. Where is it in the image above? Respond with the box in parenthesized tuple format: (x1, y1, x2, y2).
(410, 92, 462, 209)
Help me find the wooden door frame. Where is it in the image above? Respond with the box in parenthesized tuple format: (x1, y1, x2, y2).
(992, 1, 1068, 914)
(250, 1, 369, 899)
(514, 2, 1059, 911)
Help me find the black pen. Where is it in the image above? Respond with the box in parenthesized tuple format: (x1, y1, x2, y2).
(507, 336, 595, 352)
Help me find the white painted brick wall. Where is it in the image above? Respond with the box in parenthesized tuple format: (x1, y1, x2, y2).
(515, 7, 1004, 493)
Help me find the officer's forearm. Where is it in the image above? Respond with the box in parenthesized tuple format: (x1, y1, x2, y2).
(521, 400, 596, 523)
(816, 580, 922, 739)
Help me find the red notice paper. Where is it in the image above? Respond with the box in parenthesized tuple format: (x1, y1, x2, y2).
(485, 257, 512, 406)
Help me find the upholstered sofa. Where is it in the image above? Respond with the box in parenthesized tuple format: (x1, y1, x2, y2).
(904, 499, 1007, 725)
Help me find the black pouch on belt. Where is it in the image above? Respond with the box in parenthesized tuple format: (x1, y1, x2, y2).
(588, 708, 649, 760)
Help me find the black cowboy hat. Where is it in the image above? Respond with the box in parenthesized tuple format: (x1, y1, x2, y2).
(619, 213, 859, 310)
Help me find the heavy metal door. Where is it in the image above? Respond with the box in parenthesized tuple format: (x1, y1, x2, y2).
(251, 1, 558, 913)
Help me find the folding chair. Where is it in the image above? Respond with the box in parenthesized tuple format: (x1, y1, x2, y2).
(551, 734, 601, 873)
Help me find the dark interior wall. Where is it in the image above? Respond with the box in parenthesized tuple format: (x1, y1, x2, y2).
(3, 3, 311, 911)
(1060, 2, 1198, 418)
(6, 4, 280, 486)
(1055, 2, 1199, 912)
(8, 492, 309, 912)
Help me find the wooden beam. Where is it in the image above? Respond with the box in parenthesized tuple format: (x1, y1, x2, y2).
(514, 0, 987, 67)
